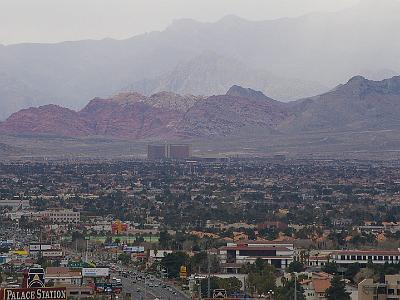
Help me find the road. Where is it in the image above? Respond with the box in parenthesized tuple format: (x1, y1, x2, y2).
(114, 271, 191, 300)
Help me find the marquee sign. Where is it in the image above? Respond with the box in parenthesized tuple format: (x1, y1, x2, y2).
(27, 268, 45, 288)
(1, 288, 66, 300)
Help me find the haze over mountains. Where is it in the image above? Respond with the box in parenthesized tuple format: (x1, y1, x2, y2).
(0, 0, 400, 120)
(1, 76, 400, 140)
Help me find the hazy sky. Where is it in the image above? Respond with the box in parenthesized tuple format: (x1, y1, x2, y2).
(0, 0, 361, 45)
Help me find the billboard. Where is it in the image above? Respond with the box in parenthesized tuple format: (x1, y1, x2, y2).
(1, 288, 66, 300)
(67, 261, 94, 269)
(29, 244, 52, 252)
(123, 246, 144, 253)
(111, 221, 128, 234)
(82, 268, 109, 277)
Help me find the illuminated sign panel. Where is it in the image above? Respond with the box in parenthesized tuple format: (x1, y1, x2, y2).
(1, 288, 66, 300)
(81, 268, 109, 277)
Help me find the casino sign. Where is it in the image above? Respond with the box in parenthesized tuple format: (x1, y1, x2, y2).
(0, 288, 67, 300)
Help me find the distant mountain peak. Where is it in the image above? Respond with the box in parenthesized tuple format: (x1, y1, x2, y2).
(112, 92, 147, 102)
(341, 75, 400, 93)
(226, 85, 269, 100)
(347, 75, 368, 84)
(150, 91, 181, 98)
(167, 18, 203, 31)
(217, 15, 248, 25)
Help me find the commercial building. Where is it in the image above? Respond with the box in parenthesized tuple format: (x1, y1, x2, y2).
(147, 144, 191, 160)
(41, 209, 80, 224)
(147, 144, 167, 160)
(358, 274, 400, 300)
(331, 249, 400, 266)
(45, 267, 82, 286)
(167, 144, 191, 160)
(218, 240, 294, 273)
(0, 199, 30, 211)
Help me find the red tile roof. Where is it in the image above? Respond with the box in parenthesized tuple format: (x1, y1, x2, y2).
(312, 278, 331, 294)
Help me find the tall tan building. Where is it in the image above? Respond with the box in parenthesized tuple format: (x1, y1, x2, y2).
(147, 144, 167, 160)
(167, 144, 191, 160)
(358, 274, 400, 300)
(147, 143, 191, 160)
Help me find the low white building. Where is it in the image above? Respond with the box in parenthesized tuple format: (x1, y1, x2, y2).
(218, 241, 294, 273)
(331, 249, 400, 266)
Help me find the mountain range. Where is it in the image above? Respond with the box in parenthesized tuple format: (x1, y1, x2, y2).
(1, 76, 400, 140)
(1, 0, 400, 120)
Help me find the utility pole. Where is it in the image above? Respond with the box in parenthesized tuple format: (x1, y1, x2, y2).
(144, 277, 147, 300)
(198, 282, 202, 300)
(85, 238, 88, 262)
(294, 273, 297, 300)
(207, 254, 211, 298)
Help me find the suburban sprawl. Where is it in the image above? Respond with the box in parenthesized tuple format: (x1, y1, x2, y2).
(1, 158, 400, 299)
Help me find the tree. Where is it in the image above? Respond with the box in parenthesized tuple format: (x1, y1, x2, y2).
(219, 277, 242, 295)
(191, 252, 208, 273)
(200, 277, 242, 297)
(248, 272, 276, 296)
(200, 276, 219, 297)
(345, 263, 360, 282)
(71, 231, 84, 242)
(159, 231, 171, 248)
(276, 278, 306, 300)
(287, 261, 304, 273)
(354, 268, 377, 284)
(104, 236, 112, 245)
(322, 261, 338, 275)
(325, 275, 350, 300)
(161, 252, 190, 278)
(118, 253, 131, 265)
(246, 259, 276, 296)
